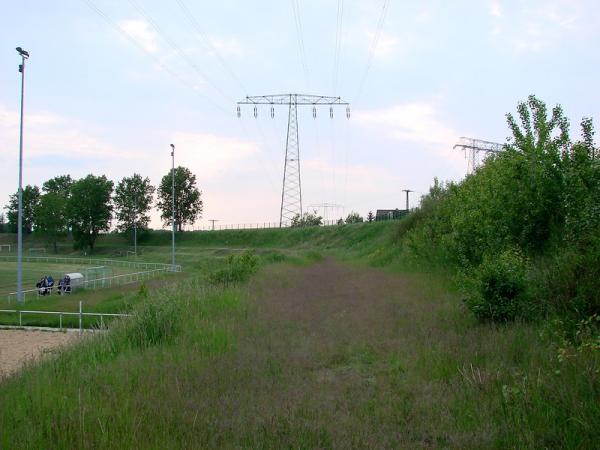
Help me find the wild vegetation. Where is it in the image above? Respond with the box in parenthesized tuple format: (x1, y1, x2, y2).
(1, 96, 598, 448)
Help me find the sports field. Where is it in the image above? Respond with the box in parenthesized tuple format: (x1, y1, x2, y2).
(0, 261, 133, 298)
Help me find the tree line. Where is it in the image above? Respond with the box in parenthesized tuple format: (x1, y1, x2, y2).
(2, 167, 203, 252)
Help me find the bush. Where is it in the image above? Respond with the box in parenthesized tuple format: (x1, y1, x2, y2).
(464, 249, 528, 322)
(209, 250, 259, 285)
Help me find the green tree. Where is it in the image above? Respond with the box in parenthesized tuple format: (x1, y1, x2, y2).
(42, 175, 73, 198)
(367, 211, 374, 223)
(157, 167, 203, 232)
(34, 193, 68, 253)
(6, 185, 41, 233)
(66, 175, 113, 252)
(345, 211, 364, 224)
(291, 211, 322, 227)
(114, 174, 155, 237)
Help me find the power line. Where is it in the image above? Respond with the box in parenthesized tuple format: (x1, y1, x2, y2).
(291, 0, 310, 90)
(354, 0, 391, 104)
(332, 0, 345, 94)
(126, 0, 232, 104)
(174, 0, 248, 95)
(79, 0, 229, 114)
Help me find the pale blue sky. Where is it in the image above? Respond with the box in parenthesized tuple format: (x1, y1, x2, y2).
(1, 0, 599, 228)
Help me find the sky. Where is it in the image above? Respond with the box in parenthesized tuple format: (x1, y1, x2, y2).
(1, 0, 599, 229)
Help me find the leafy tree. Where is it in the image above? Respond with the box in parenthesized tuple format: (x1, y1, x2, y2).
(66, 175, 113, 252)
(6, 185, 41, 233)
(291, 211, 322, 227)
(345, 211, 364, 224)
(42, 175, 73, 198)
(157, 167, 203, 231)
(337, 217, 345, 225)
(114, 174, 155, 237)
(34, 193, 68, 253)
(367, 211, 374, 223)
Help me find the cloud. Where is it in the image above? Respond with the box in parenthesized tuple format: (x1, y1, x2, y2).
(118, 19, 159, 53)
(366, 31, 401, 60)
(169, 131, 258, 180)
(355, 102, 459, 148)
(489, 1, 591, 53)
(490, 1, 503, 18)
(207, 36, 244, 57)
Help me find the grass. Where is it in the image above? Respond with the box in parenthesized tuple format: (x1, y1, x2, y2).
(0, 221, 598, 448)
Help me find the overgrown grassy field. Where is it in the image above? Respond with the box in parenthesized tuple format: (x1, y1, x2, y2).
(0, 220, 598, 448)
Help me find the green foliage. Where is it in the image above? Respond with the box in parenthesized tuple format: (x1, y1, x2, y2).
(396, 95, 600, 323)
(345, 211, 364, 224)
(157, 166, 203, 231)
(34, 192, 68, 252)
(291, 211, 322, 227)
(42, 175, 73, 198)
(463, 249, 528, 322)
(367, 211, 374, 223)
(5, 185, 40, 233)
(67, 174, 113, 252)
(209, 250, 259, 285)
(114, 173, 155, 234)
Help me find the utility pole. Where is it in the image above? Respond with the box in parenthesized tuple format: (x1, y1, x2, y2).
(402, 189, 413, 211)
(237, 94, 350, 227)
(453, 137, 503, 174)
(170, 144, 176, 271)
(208, 219, 219, 231)
(16, 47, 29, 304)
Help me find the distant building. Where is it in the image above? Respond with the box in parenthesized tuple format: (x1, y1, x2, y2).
(375, 209, 408, 221)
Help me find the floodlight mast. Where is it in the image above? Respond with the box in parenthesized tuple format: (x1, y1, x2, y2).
(170, 144, 175, 271)
(237, 94, 350, 227)
(16, 47, 29, 304)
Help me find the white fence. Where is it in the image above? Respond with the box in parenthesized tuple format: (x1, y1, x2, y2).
(0, 304, 131, 331)
(0, 255, 181, 272)
(2, 256, 181, 303)
(5, 268, 174, 303)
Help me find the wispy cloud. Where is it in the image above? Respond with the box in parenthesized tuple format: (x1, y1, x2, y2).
(490, 1, 503, 18)
(355, 102, 459, 147)
(207, 36, 245, 57)
(169, 131, 258, 180)
(118, 19, 159, 53)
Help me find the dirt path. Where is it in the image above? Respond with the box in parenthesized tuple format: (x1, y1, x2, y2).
(186, 257, 468, 448)
(0, 330, 78, 379)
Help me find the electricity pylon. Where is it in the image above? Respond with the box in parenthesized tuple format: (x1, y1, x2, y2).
(238, 94, 349, 226)
(453, 137, 504, 174)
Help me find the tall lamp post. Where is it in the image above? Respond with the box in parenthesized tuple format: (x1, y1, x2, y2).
(16, 47, 29, 304)
(170, 144, 176, 271)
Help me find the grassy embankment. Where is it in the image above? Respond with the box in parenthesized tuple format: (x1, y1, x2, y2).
(0, 219, 598, 448)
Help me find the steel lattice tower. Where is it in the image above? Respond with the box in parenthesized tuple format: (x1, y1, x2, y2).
(453, 137, 504, 174)
(237, 94, 349, 226)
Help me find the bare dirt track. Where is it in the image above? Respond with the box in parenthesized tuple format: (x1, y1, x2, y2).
(0, 330, 77, 379)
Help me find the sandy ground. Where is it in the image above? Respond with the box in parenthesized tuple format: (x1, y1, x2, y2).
(0, 329, 78, 379)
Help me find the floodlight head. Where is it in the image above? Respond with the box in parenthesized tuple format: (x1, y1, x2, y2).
(170, 144, 175, 150)
(16, 47, 29, 58)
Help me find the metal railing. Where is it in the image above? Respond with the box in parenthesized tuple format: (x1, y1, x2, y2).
(5, 267, 175, 303)
(0, 303, 131, 332)
(0, 255, 181, 272)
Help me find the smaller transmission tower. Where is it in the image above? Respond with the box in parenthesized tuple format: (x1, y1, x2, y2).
(453, 137, 504, 174)
(308, 203, 343, 222)
(238, 94, 349, 226)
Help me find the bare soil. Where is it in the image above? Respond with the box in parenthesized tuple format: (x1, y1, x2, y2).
(0, 330, 78, 379)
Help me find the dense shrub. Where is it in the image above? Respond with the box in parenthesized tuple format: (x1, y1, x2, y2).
(398, 95, 600, 324)
(463, 249, 528, 322)
(209, 250, 259, 285)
